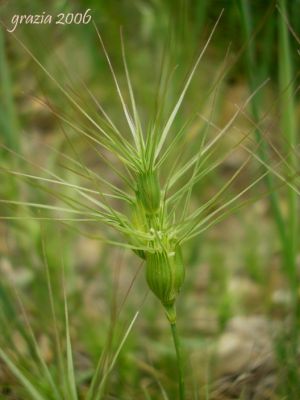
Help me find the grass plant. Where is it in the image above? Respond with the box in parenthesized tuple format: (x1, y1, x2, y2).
(0, 2, 299, 399)
(0, 245, 140, 400)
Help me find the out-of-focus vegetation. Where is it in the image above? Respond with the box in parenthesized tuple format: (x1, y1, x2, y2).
(0, 0, 300, 399)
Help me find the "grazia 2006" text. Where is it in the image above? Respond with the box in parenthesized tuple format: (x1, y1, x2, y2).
(7, 9, 92, 33)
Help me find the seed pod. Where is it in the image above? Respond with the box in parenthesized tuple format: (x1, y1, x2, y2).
(136, 170, 161, 214)
(145, 243, 185, 312)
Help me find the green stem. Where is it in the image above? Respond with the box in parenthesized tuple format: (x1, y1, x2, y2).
(170, 321, 185, 400)
(278, 0, 298, 299)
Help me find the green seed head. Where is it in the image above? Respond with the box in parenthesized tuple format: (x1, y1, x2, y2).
(136, 170, 161, 214)
(145, 242, 185, 311)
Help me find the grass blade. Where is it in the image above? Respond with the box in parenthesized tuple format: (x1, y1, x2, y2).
(91, 311, 139, 400)
(0, 348, 46, 400)
(63, 268, 78, 400)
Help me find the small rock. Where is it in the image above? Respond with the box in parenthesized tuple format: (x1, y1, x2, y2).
(271, 289, 292, 307)
(229, 277, 261, 306)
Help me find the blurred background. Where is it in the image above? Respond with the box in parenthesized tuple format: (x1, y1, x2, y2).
(0, 0, 300, 399)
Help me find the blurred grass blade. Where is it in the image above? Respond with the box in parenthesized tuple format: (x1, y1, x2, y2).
(90, 311, 139, 400)
(0, 28, 20, 152)
(0, 348, 46, 400)
(278, 0, 298, 288)
(13, 290, 62, 400)
(238, 0, 287, 247)
(42, 235, 68, 398)
(63, 270, 78, 400)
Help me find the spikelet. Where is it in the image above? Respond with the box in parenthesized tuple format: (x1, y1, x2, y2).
(130, 199, 148, 259)
(145, 242, 185, 322)
(136, 169, 161, 214)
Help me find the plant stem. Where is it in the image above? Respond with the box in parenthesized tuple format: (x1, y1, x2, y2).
(278, 0, 298, 301)
(170, 321, 185, 400)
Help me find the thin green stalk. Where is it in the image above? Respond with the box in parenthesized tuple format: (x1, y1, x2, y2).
(278, 0, 298, 297)
(170, 320, 185, 400)
(278, 4, 299, 395)
(0, 27, 20, 152)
